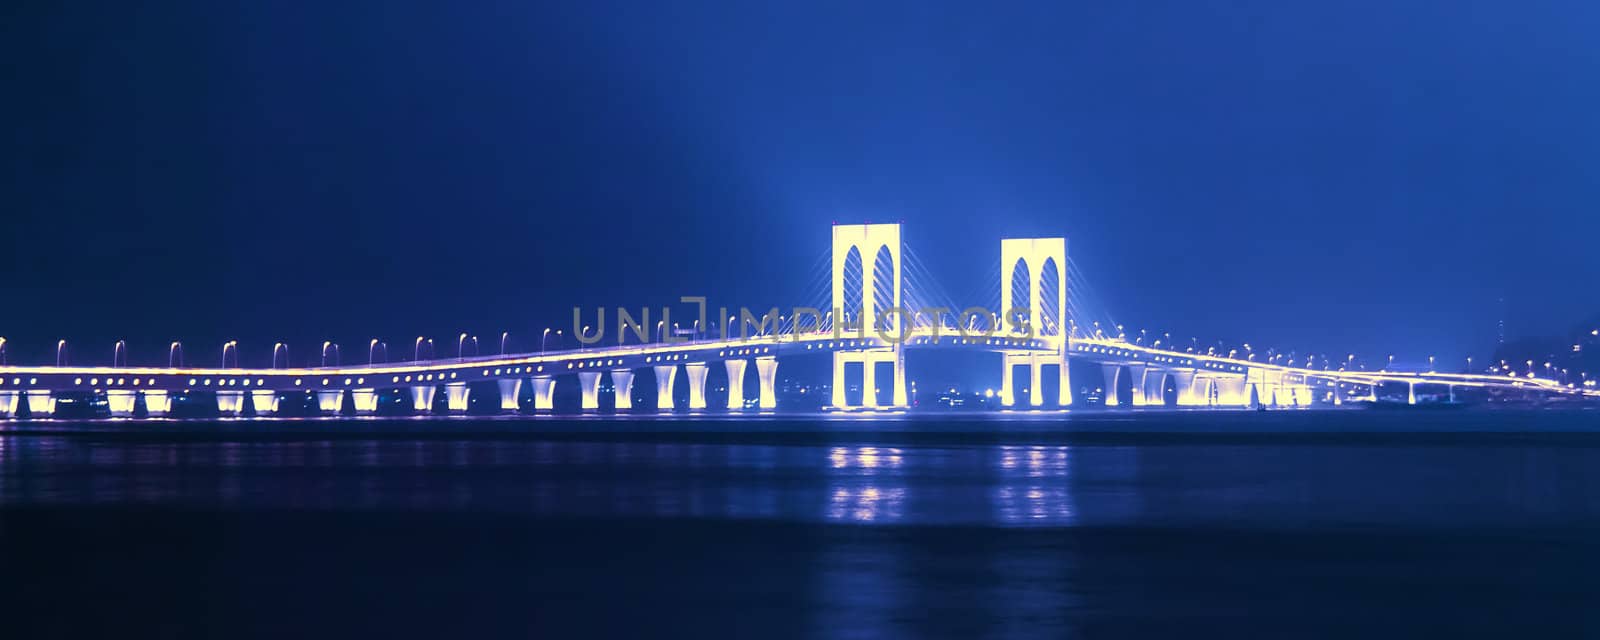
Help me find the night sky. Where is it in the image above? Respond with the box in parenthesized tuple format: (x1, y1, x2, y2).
(3, 1, 1597, 373)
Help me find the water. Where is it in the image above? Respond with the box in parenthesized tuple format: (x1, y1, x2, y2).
(2, 410, 1599, 637)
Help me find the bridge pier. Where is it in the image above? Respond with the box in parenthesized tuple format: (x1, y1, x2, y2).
(1293, 384, 1314, 407)
(756, 356, 778, 410)
(1247, 369, 1286, 407)
(352, 388, 379, 414)
(316, 389, 344, 414)
(497, 379, 523, 411)
(1143, 368, 1168, 406)
(531, 376, 556, 411)
(1214, 377, 1248, 406)
(685, 362, 709, 410)
(1002, 352, 1055, 407)
(612, 369, 635, 410)
(1000, 357, 1015, 406)
(579, 371, 602, 411)
(1173, 371, 1198, 406)
(251, 389, 280, 415)
(861, 354, 878, 409)
(1407, 381, 1417, 406)
(653, 366, 677, 410)
(725, 359, 748, 410)
(143, 390, 172, 417)
(1100, 364, 1122, 407)
(832, 349, 907, 410)
(410, 385, 437, 413)
(1126, 365, 1149, 406)
(216, 390, 245, 417)
(1194, 377, 1217, 406)
(25, 391, 55, 417)
(107, 389, 137, 417)
(444, 382, 469, 413)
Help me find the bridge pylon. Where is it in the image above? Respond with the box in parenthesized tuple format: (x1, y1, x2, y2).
(830, 223, 908, 409)
(999, 237, 1070, 407)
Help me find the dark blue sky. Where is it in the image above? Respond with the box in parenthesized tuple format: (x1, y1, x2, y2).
(3, 0, 1597, 369)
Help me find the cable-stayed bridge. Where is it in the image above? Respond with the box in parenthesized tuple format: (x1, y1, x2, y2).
(0, 223, 1589, 418)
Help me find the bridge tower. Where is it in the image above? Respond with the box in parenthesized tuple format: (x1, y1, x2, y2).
(998, 238, 1071, 407)
(830, 223, 908, 409)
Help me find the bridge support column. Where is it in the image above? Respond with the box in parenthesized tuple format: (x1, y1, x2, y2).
(1100, 364, 1121, 407)
(756, 356, 778, 410)
(352, 389, 378, 414)
(1059, 353, 1072, 406)
(24, 392, 55, 417)
(107, 389, 137, 417)
(725, 359, 748, 410)
(143, 390, 171, 417)
(1173, 371, 1198, 406)
(445, 382, 469, 413)
(216, 390, 245, 416)
(861, 356, 879, 408)
(1293, 384, 1314, 407)
(611, 370, 634, 410)
(1407, 382, 1417, 406)
(1248, 369, 1284, 407)
(316, 389, 344, 414)
(531, 376, 555, 412)
(1029, 359, 1044, 407)
(830, 355, 847, 409)
(0, 390, 17, 418)
(892, 349, 908, 408)
(1000, 356, 1016, 407)
(1145, 368, 1171, 403)
(653, 366, 677, 410)
(251, 389, 280, 416)
(1197, 377, 1219, 406)
(25, 391, 55, 417)
(410, 386, 437, 413)
(578, 371, 602, 411)
(497, 379, 523, 412)
(831, 349, 905, 410)
(1002, 352, 1048, 408)
(1214, 377, 1247, 407)
(685, 362, 709, 410)
(1125, 365, 1147, 406)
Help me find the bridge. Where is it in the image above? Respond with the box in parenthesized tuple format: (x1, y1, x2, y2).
(0, 224, 1591, 419)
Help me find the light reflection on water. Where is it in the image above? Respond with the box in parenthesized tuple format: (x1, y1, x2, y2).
(2, 430, 1600, 529)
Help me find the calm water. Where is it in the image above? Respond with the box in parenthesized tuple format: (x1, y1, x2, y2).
(2, 409, 1599, 637)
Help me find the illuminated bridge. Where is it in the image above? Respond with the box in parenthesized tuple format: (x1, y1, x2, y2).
(0, 224, 1590, 419)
